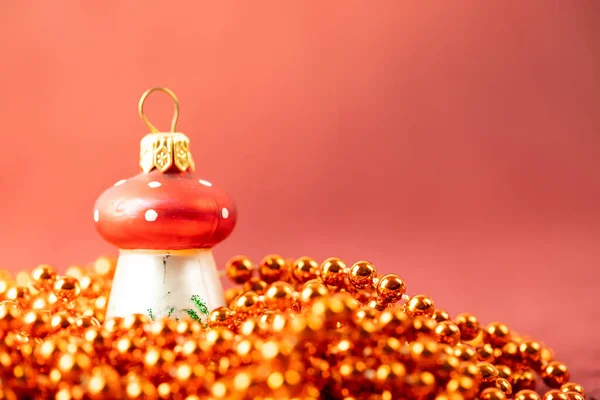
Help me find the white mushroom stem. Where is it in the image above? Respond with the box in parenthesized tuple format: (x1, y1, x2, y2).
(105, 249, 225, 321)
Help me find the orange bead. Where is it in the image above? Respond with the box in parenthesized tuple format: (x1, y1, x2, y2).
(242, 277, 268, 294)
(446, 376, 477, 398)
(560, 383, 584, 397)
(291, 257, 319, 284)
(483, 322, 511, 347)
(49, 310, 76, 334)
(480, 388, 507, 400)
(496, 378, 512, 396)
(477, 362, 499, 384)
(22, 310, 51, 337)
(435, 321, 461, 346)
(319, 257, 347, 287)
(264, 282, 295, 311)
(300, 282, 328, 304)
(376, 274, 406, 304)
(519, 340, 542, 367)
(232, 291, 264, 319)
(454, 313, 480, 341)
(258, 254, 288, 283)
(5, 286, 31, 307)
(30, 264, 57, 291)
(405, 295, 435, 318)
(0, 300, 23, 334)
(564, 392, 585, 400)
(207, 307, 237, 330)
(513, 390, 542, 400)
(348, 261, 376, 289)
(432, 309, 450, 322)
(542, 362, 570, 388)
(543, 390, 569, 400)
(53, 276, 82, 303)
(452, 343, 477, 363)
(225, 256, 254, 284)
(512, 368, 536, 392)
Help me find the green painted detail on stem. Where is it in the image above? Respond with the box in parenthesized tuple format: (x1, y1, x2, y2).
(183, 308, 201, 321)
(191, 295, 209, 316)
(145, 294, 208, 325)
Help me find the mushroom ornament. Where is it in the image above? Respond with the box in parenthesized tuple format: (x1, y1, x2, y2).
(94, 88, 236, 321)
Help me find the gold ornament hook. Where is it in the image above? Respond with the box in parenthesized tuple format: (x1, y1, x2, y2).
(138, 87, 180, 133)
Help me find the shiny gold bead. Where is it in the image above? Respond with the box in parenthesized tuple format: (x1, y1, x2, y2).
(120, 314, 150, 337)
(348, 261, 376, 289)
(232, 291, 264, 319)
(410, 315, 437, 340)
(57, 352, 92, 381)
(405, 371, 436, 399)
(543, 390, 569, 400)
(496, 378, 512, 396)
(435, 321, 461, 345)
(564, 392, 585, 400)
(242, 277, 268, 294)
(319, 257, 347, 287)
(511, 368, 536, 392)
(0, 300, 23, 333)
(376, 274, 406, 304)
(225, 255, 254, 284)
(560, 382, 584, 397)
(496, 364, 512, 379)
(452, 343, 477, 363)
(49, 310, 76, 334)
(5, 286, 31, 307)
(300, 282, 328, 304)
(519, 340, 542, 368)
(542, 361, 570, 388)
(496, 341, 520, 367)
(483, 322, 511, 347)
(258, 254, 288, 283)
(477, 343, 496, 363)
(514, 390, 542, 400)
(74, 316, 100, 334)
(446, 376, 477, 398)
(405, 295, 435, 318)
(379, 307, 410, 337)
(477, 361, 498, 384)
(453, 313, 480, 341)
(22, 310, 51, 337)
(30, 264, 57, 291)
(53, 276, 82, 303)
(432, 309, 450, 322)
(292, 257, 319, 284)
(264, 282, 295, 311)
(480, 388, 507, 400)
(310, 293, 359, 329)
(208, 307, 236, 330)
(85, 365, 122, 399)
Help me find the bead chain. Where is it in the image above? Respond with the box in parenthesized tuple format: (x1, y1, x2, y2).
(0, 255, 586, 400)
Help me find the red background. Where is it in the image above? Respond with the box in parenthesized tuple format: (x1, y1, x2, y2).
(1, 1, 599, 389)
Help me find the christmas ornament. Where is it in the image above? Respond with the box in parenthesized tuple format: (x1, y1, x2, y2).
(93, 88, 236, 321)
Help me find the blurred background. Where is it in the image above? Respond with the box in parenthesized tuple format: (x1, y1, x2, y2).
(0, 1, 599, 385)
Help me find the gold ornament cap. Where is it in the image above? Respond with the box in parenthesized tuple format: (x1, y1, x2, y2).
(138, 87, 195, 173)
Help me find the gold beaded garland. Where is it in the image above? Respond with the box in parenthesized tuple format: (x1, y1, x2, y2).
(0, 256, 587, 400)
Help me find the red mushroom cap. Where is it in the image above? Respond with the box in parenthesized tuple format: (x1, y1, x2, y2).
(93, 170, 236, 250)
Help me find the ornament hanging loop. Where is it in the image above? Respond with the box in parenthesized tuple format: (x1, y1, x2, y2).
(138, 87, 180, 133)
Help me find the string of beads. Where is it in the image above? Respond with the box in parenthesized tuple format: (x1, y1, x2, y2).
(0, 255, 586, 399)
